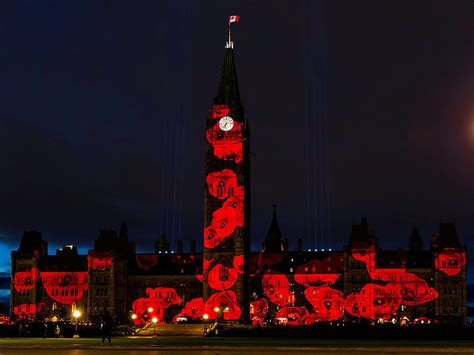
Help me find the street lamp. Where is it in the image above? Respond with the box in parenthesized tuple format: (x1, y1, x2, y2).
(131, 313, 137, 327)
(152, 316, 158, 337)
(148, 307, 154, 313)
(72, 310, 81, 338)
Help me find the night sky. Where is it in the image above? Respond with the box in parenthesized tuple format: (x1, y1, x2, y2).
(0, 0, 473, 307)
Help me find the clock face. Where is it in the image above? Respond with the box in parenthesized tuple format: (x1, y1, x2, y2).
(219, 116, 234, 132)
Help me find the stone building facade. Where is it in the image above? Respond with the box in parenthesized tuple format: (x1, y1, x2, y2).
(10, 217, 467, 326)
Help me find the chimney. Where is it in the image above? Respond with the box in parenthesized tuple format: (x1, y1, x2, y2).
(177, 240, 183, 254)
(190, 240, 196, 254)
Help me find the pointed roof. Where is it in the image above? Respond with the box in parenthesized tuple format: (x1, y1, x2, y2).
(438, 222, 461, 248)
(214, 48, 241, 109)
(263, 205, 286, 253)
(267, 204, 282, 238)
(409, 227, 423, 251)
(349, 217, 377, 247)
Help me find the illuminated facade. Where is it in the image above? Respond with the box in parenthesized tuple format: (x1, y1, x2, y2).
(202, 30, 250, 323)
(10, 218, 467, 326)
(9, 31, 467, 327)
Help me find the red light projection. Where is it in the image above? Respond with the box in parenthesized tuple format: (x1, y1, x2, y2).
(205, 290, 241, 320)
(345, 283, 402, 320)
(131, 298, 164, 325)
(206, 169, 238, 200)
(196, 258, 214, 282)
(145, 287, 182, 309)
(88, 255, 112, 270)
(351, 244, 376, 267)
(233, 255, 244, 275)
(13, 303, 43, 317)
(250, 253, 283, 276)
(396, 274, 438, 306)
(435, 248, 467, 276)
(204, 174, 244, 249)
(207, 263, 239, 291)
(172, 254, 196, 265)
(40, 271, 88, 305)
(250, 298, 268, 325)
(208, 104, 230, 119)
(131, 287, 182, 325)
(275, 306, 310, 326)
(173, 297, 205, 321)
(135, 254, 158, 270)
(350, 245, 438, 307)
(294, 257, 341, 287)
(206, 121, 243, 163)
(262, 272, 291, 307)
(304, 286, 344, 321)
(13, 267, 39, 293)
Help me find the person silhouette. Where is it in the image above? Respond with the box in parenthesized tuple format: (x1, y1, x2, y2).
(100, 310, 113, 345)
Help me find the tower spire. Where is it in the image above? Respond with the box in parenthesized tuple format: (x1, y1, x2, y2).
(226, 27, 233, 49)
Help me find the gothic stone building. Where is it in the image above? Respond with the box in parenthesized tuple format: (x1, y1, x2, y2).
(10, 217, 468, 326)
(9, 25, 468, 327)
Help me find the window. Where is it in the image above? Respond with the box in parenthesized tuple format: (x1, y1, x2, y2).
(219, 265, 229, 281)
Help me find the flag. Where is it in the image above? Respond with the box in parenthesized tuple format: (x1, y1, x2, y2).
(229, 15, 240, 25)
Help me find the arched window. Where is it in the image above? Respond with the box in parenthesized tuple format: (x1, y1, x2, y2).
(219, 265, 229, 281)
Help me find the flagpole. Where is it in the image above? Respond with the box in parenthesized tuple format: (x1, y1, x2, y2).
(227, 25, 232, 49)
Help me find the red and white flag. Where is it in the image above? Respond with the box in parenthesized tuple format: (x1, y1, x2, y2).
(229, 15, 240, 25)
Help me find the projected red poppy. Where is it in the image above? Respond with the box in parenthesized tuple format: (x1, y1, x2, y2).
(435, 248, 466, 276)
(203, 191, 244, 249)
(396, 274, 438, 306)
(205, 290, 241, 320)
(41, 271, 88, 305)
(206, 121, 243, 163)
(344, 283, 402, 320)
(207, 263, 239, 290)
(262, 272, 291, 307)
(87, 255, 112, 270)
(275, 306, 309, 325)
(172, 254, 196, 264)
(131, 298, 164, 325)
(173, 297, 205, 321)
(13, 303, 43, 317)
(233, 255, 244, 274)
(135, 255, 158, 270)
(250, 298, 268, 325)
(206, 169, 238, 199)
(351, 244, 376, 268)
(145, 287, 182, 308)
(196, 258, 214, 282)
(250, 253, 284, 276)
(294, 258, 341, 287)
(13, 267, 39, 293)
(208, 104, 230, 119)
(304, 286, 344, 321)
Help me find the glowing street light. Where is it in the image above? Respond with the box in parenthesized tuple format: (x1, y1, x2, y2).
(202, 313, 209, 320)
(72, 310, 81, 338)
(131, 313, 137, 320)
(214, 307, 220, 313)
(148, 307, 154, 313)
(152, 316, 158, 337)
